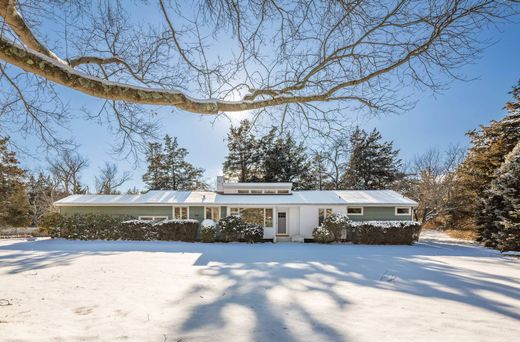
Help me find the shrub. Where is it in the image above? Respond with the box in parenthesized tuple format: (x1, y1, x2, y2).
(154, 219, 199, 242)
(200, 219, 217, 243)
(347, 221, 421, 245)
(39, 211, 64, 233)
(322, 213, 351, 242)
(218, 215, 245, 242)
(312, 226, 334, 243)
(243, 223, 263, 243)
(119, 219, 157, 240)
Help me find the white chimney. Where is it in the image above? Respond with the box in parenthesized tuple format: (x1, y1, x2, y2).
(216, 176, 224, 192)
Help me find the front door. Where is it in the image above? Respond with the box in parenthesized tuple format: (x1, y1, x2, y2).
(277, 212, 287, 235)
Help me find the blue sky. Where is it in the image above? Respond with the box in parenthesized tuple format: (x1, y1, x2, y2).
(16, 15, 520, 192)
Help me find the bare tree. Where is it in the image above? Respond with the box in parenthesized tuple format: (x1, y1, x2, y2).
(48, 151, 89, 194)
(95, 162, 131, 194)
(412, 145, 465, 225)
(0, 0, 517, 152)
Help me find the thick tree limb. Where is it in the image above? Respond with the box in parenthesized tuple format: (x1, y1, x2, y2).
(0, 0, 64, 63)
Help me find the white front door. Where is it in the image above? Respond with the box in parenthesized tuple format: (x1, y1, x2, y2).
(277, 212, 287, 235)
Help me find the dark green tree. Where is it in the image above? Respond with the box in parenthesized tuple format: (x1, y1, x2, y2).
(343, 127, 402, 190)
(223, 120, 262, 182)
(143, 142, 166, 190)
(162, 135, 206, 190)
(0, 137, 30, 227)
(263, 133, 312, 189)
(477, 142, 520, 251)
(143, 135, 206, 190)
(447, 82, 520, 231)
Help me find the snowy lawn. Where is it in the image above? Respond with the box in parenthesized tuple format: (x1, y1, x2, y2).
(0, 231, 519, 342)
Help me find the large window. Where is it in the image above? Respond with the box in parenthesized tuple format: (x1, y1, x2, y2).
(205, 207, 220, 221)
(229, 208, 274, 227)
(173, 207, 189, 220)
(319, 208, 333, 225)
(347, 207, 364, 215)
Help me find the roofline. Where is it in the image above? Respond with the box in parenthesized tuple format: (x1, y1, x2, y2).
(55, 202, 417, 207)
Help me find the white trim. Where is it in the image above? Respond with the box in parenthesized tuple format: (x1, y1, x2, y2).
(227, 206, 275, 228)
(172, 206, 190, 220)
(138, 216, 168, 221)
(395, 207, 411, 216)
(204, 206, 221, 221)
(347, 206, 364, 215)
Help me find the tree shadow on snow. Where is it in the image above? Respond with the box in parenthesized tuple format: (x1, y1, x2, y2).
(0, 236, 519, 340)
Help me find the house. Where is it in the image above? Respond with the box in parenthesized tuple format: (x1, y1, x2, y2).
(54, 178, 418, 242)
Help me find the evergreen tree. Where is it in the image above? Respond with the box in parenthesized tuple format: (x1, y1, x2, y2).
(162, 135, 206, 190)
(0, 137, 30, 227)
(223, 120, 262, 182)
(447, 82, 520, 230)
(343, 127, 402, 189)
(143, 142, 166, 190)
(477, 142, 520, 251)
(263, 133, 312, 189)
(143, 135, 206, 190)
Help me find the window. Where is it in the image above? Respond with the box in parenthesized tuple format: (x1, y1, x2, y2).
(265, 208, 273, 227)
(264, 189, 276, 194)
(250, 189, 263, 194)
(237, 189, 250, 194)
(138, 216, 168, 221)
(347, 207, 364, 215)
(277, 189, 290, 194)
(205, 207, 220, 221)
(319, 208, 333, 225)
(173, 207, 189, 219)
(228, 207, 273, 227)
(395, 207, 411, 215)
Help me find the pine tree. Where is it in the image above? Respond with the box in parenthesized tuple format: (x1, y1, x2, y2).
(262, 133, 312, 189)
(143, 136, 206, 190)
(343, 127, 402, 189)
(162, 135, 206, 190)
(0, 137, 30, 227)
(447, 82, 520, 230)
(477, 142, 520, 251)
(143, 142, 166, 190)
(223, 120, 262, 182)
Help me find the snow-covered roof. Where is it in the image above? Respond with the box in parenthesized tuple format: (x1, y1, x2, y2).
(54, 190, 417, 206)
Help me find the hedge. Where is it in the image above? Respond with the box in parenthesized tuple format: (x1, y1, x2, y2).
(347, 221, 421, 245)
(45, 213, 199, 242)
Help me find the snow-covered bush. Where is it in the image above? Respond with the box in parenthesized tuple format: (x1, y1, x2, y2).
(52, 213, 128, 240)
(200, 219, 217, 243)
(243, 223, 263, 243)
(154, 219, 199, 242)
(322, 213, 351, 242)
(312, 225, 334, 243)
(218, 216, 245, 242)
(347, 221, 421, 245)
(119, 219, 157, 240)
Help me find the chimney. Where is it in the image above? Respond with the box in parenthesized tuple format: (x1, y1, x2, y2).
(216, 176, 224, 193)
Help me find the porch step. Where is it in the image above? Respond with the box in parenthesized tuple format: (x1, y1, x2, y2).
(274, 235, 291, 243)
(274, 235, 305, 243)
(291, 235, 305, 243)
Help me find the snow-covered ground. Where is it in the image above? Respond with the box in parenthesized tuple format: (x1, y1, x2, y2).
(0, 231, 518, 341)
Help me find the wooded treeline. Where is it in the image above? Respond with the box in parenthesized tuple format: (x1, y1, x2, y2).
(1, 82, 518, 250)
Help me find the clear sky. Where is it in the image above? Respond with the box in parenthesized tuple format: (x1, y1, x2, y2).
(14, 13, 520, 192)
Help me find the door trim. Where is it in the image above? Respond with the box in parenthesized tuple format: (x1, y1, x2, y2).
(277, 211, 288, 235)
